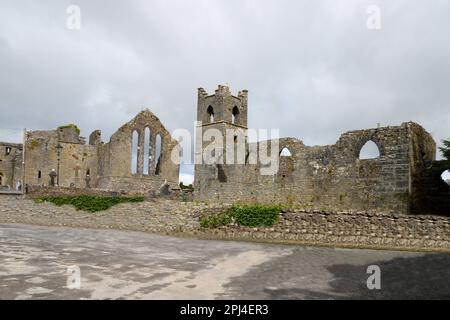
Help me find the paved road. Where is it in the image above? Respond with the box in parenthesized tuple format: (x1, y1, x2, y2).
(1, 223, 449, 300)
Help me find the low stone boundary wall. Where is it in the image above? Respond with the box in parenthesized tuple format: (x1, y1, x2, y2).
(193, 209, 450, 252)
(25, 185, 194, 202)
(25, 185, 145, 198)
(0, 190, 23, 196)
(3, 192, 449, 251)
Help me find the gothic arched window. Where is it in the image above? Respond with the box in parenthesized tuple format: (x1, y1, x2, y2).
(207, 106, 214, 123)
(143, 127, 151, 175)
(155, 134, 162, 175)
(359, 140, 380, 159)
(232, 106, 239, 124)
(131, 130, 139, 174)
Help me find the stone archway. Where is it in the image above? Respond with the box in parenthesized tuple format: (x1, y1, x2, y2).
(280, 147, 292, 157)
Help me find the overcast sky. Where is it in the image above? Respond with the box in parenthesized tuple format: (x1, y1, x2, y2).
(1, 0, 450, 183)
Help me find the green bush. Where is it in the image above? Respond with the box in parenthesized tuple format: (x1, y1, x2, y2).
(229, 204, 281, 227)
(200, 204, 281, 229)
(200, 212, 233, 228)
(179, 182, 194, 191)
(36, 195, 144, 212)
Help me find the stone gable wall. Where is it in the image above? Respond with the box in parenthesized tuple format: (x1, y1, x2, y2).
(97, 109, 180, 191)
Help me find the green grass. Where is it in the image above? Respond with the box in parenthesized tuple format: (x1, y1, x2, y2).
(35, 195, 145, 212)
(200, 204, 281, 229)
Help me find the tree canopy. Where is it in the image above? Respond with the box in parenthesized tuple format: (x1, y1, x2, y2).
(440, 139, 450, 170)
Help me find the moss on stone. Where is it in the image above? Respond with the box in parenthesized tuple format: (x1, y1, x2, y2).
(58, 124, 81, 135)
(29, 139, 40, 150)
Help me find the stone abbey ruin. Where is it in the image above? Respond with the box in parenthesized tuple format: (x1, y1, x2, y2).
(0, 110, 180, 195)
(1, 85, 449, 215)
(194, 85, 450, 215)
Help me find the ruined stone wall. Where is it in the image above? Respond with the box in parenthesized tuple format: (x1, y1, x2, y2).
(195, 123, 435, 214)
(407, 123, 444, 213)
(411, 160, 450, 215)
(193, 85, 449, 215)
(0, 143, 23, 190)
(19, 109, 179, 194)
(24, 129, 98, 188)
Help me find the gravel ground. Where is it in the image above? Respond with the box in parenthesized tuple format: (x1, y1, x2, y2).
(1, 223, 449, 300)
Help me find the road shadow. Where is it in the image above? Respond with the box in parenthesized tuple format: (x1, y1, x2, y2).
(264, 253, 450, 300)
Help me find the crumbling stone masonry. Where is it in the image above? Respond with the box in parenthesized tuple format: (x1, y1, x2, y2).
(4, 109, 180, 194)
(194, 85, 450, 215)
(0, 142, 23, 190)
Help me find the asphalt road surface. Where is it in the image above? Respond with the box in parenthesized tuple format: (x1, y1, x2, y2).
(1, 224, 449, 300)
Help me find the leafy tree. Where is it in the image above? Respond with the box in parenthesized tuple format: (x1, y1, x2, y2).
(440, 139, 450, 170)
(179, 182, 194, 191)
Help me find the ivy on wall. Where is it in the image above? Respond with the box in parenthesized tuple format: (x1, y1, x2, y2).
(36, 195, 144, 212)
(200, 204, 281, 228)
